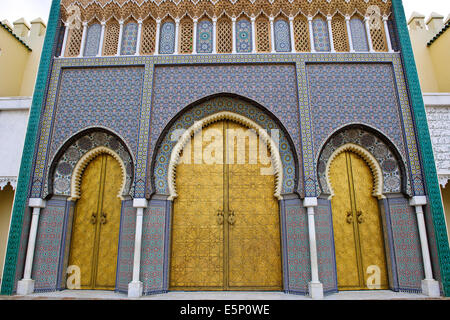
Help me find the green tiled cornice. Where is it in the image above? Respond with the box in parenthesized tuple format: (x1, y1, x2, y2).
(0, 0, 60, 295)
(392, 0, 450, 297)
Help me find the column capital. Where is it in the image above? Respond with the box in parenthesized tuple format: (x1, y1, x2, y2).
(303, 197, 318, 208)
(269, 16, 274, 22)
(137, 19, 143, 24)
(156, 19, 161, 24)
(133, 198, 149, 209)
(251, 16, 256, 22)
(345, 15, 351, 21)
(193, 18, 198, 23)
(289, 16, 294, 21)
(327, 15, 332, 21)
(231, 17, 237, 22)
(119, 20, 124, 25)
(29, 198, 46, 208)
(307, 16, 313, 22)
(82, 21, 88, 27)
(382, 15, 389, 21)
(175, 18, 180, 24)
(212, 17, 217, 23)
(410, 196, 427, 207)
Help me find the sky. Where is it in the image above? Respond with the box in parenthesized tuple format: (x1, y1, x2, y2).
(0, 0, 449, 24)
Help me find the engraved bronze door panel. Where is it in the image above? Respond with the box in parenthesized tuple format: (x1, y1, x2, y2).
(330, 151, 388, 290)
(170, 120, 282, 290)
(68, 154, 122, 290)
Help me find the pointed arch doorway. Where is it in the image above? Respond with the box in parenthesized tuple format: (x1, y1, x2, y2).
(329, 149, 389, 290)
(68, 153, 123, 290)
(169, 119, 283, 291)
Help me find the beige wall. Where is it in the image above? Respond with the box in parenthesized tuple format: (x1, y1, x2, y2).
(0, 185, 14, 283)
(0, 27, 29, 97)
(429, 30, 450, 93)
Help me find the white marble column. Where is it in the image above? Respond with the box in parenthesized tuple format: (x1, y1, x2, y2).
(97, 22, 106, 57)
(135, 20, 143, 56)
(304, 197, 323, 299)
(409, 196, 441, 297)
(212, 18, 217, 54)
(116, 20, 124, 56)
(308, 17, 316, 53)
(345, 16, 355, 52)
(174, 18, 180, 55)
(154, 19, 161, 55)
(193, 18, 198, 54)
(17, 198, 46, 295)
(383, 16, 394, 52)
(61, 22, 70, 57)
(78, 22, 88, 57)
(232, 17, 237, 54)
(251, 17, 257, 54)
(289, 16, 296, 53)
(128, 198, 148, 298)
(364, 16, 375, 52)
(327, 16, 335, 52)
(269, 17, 275, 53)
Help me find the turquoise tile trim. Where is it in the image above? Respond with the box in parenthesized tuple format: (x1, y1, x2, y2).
(0, 0, 61, 295)
(392, 0, 450, 296)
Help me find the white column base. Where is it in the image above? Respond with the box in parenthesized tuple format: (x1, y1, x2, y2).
(308, 281, 324, 300)
(17, 279, 35, 295)
(421, 279, 440, 297)
(128, 280, 143, 298)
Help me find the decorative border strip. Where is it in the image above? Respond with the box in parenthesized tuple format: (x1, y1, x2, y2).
(392, 0, 450, 296)
(0, 0, 61, 296)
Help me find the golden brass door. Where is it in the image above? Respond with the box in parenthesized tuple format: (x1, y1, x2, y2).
(170, 120, 282, 290)
(68, 153, 122, 290)
(330, 151, 388, 290)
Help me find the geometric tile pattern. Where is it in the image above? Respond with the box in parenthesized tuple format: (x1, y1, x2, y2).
(84, 23, 101, 57)
(236, 19, 252, 53)
(316, 199, 338, 294)
(30, 66, 144, 198)
(121, 22, 138, 55)
(159, 21, 175, 54)
(197, 20, 213, 53)
(274, 19, 291, 52)
(141, 202, 167, 294)
(312, 17, 330, 52)
(307, 62, 424, 195)
(317, 128, 409, 195)
(31, 200, 66, 292)
(350, 18, 369, 52)
(116, 200, 136, 292)
(153, 96, 297, 195)
(150, 63, 301, 196)
(387, 197, 424, 292)
(48, 131, 134, 198)
(284, 200, 310, 293)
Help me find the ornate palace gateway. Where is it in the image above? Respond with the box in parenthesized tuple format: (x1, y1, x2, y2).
(1, 0, 449, 299)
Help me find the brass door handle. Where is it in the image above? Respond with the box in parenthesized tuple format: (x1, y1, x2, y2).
(228, 210, 236, 225)
(346, 211, 353, 224)
(101, 212, 107, 225)
(217, 210, 224, 225)
(91, 213, 97, 225)
(356, 210, 364, 224)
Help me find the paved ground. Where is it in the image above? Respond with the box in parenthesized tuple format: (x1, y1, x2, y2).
(0, 290, 446, 300)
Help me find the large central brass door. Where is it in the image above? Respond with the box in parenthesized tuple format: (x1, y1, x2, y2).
(68, 153, 122, 290)
(330, 151, 388, 290)
(170, 120, 282, 290)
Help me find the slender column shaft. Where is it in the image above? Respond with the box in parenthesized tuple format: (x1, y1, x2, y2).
(269, 17, 275, 53)
(97, 22, 106, 57)
(232, 17, 237, 54)
(212, 18, 217, 54)
(345, 16, 355, 52)
(116, 21, 124, 56)
(135, 20, 143, 55)
(174, 19, 180, 55)
(307, 207, 319, 283)
(415, 205, 434, 280)
(327, 16, 335, 52)
(154, 19, 161, 55)
(365, 17, 375, 52)
(61, 23, 70, 57)
(193, 19, 198, 54)
(251, 17, 256, 53)
(289, 17, 295, 53)
(308, 17, 316, 52)
(383, 17, 394, 52)
(78, 22, 88, 57)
